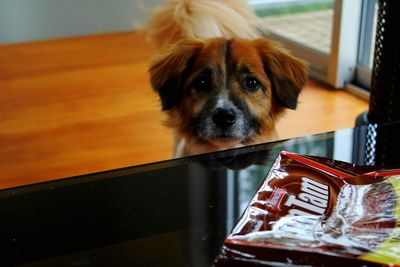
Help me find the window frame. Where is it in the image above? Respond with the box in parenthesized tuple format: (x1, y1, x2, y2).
(353, 0, 377, 90)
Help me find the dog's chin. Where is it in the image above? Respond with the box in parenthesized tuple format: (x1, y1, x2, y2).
(207, 136, 243, 149)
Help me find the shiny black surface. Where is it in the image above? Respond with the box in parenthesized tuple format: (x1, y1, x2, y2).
(1, 122, 400, 267)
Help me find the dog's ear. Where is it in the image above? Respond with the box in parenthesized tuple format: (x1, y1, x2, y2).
(255, 39, 308, 109)
(149, 39, 204, 110)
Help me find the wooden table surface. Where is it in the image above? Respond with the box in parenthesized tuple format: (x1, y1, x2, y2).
(0, 31, 368, 189)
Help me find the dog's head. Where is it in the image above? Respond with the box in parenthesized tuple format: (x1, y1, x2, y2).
(149, 38, 307, 151)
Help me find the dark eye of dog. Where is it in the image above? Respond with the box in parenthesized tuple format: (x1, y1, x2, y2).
(193, 77, 208, 90)
(193, 76, 211, 92)
(244, 77, 260, 91)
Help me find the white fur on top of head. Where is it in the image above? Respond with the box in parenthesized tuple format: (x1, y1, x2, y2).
(142, 0, 264, 48)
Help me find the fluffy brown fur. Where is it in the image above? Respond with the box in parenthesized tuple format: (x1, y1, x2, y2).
(144, 0, 308, 156)
(142, 0, 264, 48)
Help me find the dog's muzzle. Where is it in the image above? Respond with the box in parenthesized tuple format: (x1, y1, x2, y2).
(197, 96, 252, 144)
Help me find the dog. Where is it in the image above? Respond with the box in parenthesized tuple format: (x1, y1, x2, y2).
(143, 0, 308, 157)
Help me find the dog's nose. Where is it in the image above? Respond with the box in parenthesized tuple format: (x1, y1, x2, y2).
(213, 108, 237, 129)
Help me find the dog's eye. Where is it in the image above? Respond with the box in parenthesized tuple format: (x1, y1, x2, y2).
(193, 77, 210, 91)
(244, 77, 260, 91)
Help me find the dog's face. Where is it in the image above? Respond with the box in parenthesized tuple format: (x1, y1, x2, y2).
(149, 38, 307, 152)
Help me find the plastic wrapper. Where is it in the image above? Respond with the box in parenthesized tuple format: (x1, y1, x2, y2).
(215, 151, 400, 266)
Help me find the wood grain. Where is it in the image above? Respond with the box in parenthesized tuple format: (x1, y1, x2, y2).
(0, 32, 368, 189)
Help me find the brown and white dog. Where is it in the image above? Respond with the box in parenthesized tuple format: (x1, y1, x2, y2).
(143, 0, 308, 156)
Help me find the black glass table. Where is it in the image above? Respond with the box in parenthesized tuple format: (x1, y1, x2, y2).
(1, 122, 400, 267)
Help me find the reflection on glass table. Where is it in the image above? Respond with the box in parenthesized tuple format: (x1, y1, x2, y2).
(0, 122, 399, 267)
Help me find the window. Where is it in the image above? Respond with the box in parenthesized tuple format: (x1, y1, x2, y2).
(249, 0, 377, 94)
(249, 0, 335, 82)
(250, 0, 334, 54)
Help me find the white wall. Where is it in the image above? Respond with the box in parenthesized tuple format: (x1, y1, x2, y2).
(0, 0, 164, 44)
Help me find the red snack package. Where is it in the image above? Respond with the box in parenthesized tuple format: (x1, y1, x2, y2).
(215, 151, 400, 266)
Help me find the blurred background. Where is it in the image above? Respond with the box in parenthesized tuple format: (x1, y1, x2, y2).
(0, 0, 373, 188)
